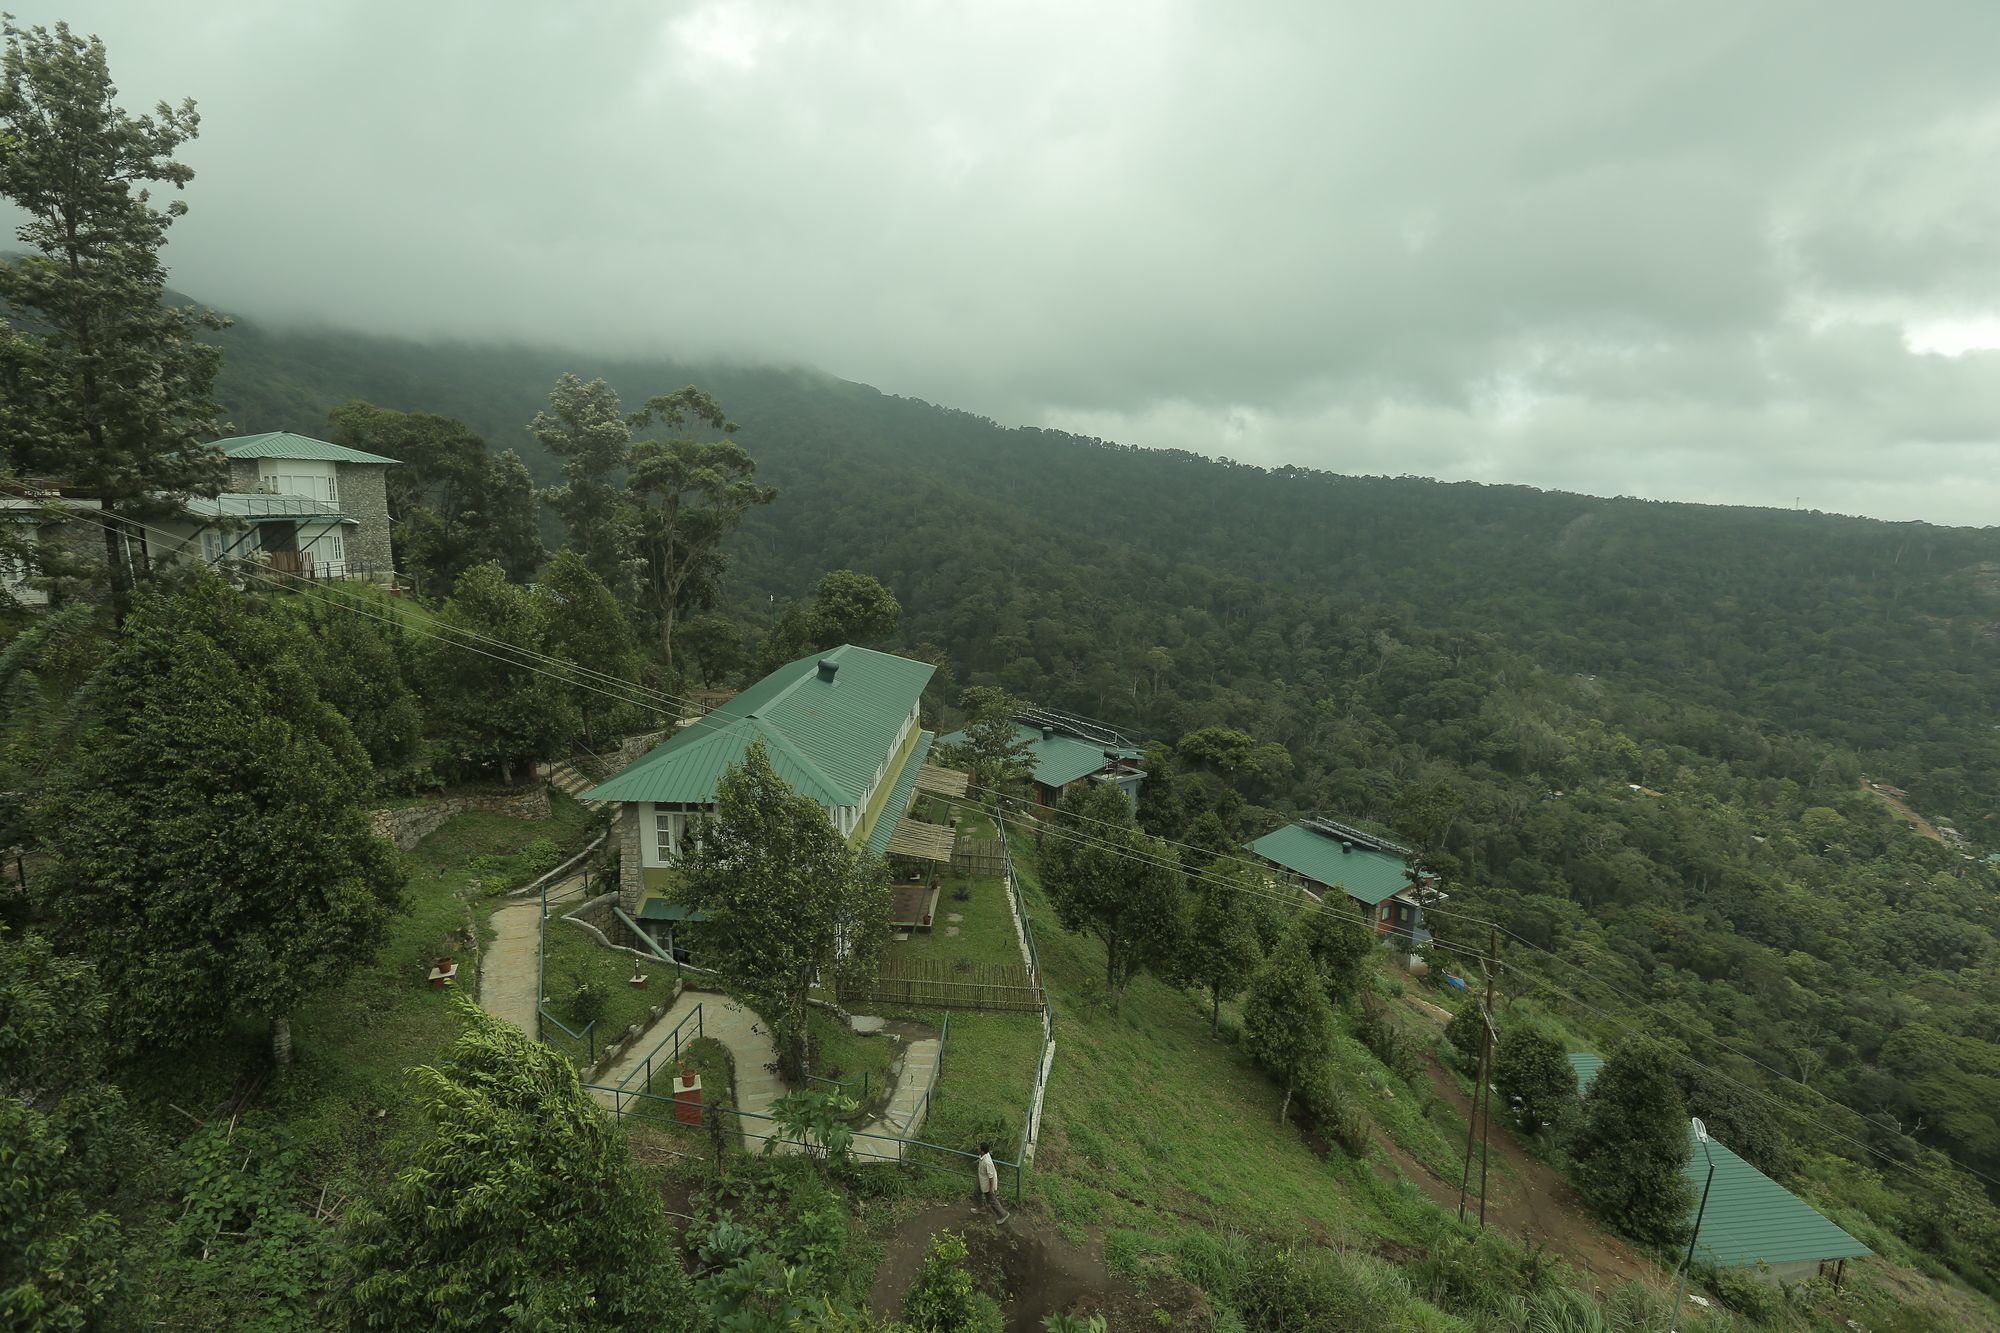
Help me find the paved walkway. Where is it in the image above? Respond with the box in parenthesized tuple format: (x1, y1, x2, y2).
(853, 1037, 941, 1159)
(476, 871, 588, 1037)
(590, 988, 783, 1123)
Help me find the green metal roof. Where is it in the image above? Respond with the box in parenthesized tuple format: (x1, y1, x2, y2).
(583, 645, 934, 808)
(1567, 1053, 1870, 1269)
(937, 721, 1140, 791)
(866, 730, 935, 857)
(637, 900, 710, 923)
(1246, 823, 1414, 906)
(217, 431, 400, 465)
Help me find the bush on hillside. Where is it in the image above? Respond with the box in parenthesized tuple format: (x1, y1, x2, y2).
(1354, 996, 1426, 1083)
(1233, 1247, 1409, 1331)
(1567, 1042, 1695, 1247)
(904, 1230, 1003, 1333)
(1298, 1062, 1371, 1157)
(1492, 1027, 1577, 1135)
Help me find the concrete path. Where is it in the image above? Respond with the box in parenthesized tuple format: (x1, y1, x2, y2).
(854, 1038, 941, 1158)
(590, 989, 783, 1125)
(477, 871, 589, 1037)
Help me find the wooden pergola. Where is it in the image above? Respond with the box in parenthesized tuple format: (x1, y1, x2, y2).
(915, 764, 970, 797)
(886, 816, 957, 862)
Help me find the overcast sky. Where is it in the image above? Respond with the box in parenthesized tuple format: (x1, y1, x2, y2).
(11, 2, 2000, 526)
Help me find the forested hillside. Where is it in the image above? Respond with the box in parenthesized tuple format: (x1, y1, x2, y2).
(209, 312, 2000, 1288)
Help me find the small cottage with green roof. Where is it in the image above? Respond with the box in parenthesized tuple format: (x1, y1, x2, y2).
(937, 707, 1145, 809)
(1568, 1052, 1871, 1282)
(1247, 817, 1437, 954)
(143, 431, 399, 582)
(583, 644, 960, 957)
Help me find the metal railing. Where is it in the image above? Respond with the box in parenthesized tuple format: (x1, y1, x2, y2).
(902, 1010, 950, 1138)
(998, 806, 1056, 1164)
(587, 1081, 1023, 1203)
(618, 1002, 706, 1098)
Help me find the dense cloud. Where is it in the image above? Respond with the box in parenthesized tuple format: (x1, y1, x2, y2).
(9, 1, 2000, 524)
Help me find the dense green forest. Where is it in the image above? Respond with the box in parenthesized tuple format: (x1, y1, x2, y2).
(207, 311, 2000, 1287)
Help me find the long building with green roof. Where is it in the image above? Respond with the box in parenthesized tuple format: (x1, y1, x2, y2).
(1247, 817, 1436, 954)
(1568, 1052, 1870, 1280)
(586, 645, 958, 945)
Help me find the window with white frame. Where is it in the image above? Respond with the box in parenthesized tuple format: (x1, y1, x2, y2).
(256, 459, 338, 501)
(200, 528, 224, 563)
(654, 804, 706, 860)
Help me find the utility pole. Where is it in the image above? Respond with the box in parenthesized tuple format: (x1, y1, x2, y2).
(1478, 928, 1498, 1227)
(1457, 928, 1500, 1224)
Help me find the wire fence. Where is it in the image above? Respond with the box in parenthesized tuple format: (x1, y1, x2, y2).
(997, 806, 1057, 1166)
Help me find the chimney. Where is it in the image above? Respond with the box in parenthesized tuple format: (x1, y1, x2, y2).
(817, 658, 839, 682)
(1042, 727, 1054, 741)
(1340, 840, 1353, 854)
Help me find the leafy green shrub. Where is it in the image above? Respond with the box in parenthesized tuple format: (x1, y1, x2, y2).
(905, 1230, 1003, 1332)
(1233, 1247, 1404, 1331)
(1492, 1026, 1577, 1135)
(1354, 997, 1426, 1082)
(521, 836, 562, 874)
(1406, 1232, 1562, 1317)
(1299, 1062, 1372, 1157)
(1714, 1266, 1785, 1321)
(568, 974, 610, 1029)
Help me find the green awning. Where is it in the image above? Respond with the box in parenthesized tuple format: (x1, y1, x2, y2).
(637, 900, 711, 923)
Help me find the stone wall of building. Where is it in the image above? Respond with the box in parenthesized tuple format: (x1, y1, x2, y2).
(335, 463, 393, 580)
(368, 787, 551, 851)
(225, 459, 262, 494)
(618, 802, 645, 915)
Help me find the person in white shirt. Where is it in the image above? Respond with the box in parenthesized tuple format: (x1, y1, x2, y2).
(975, 1141, 1009, 1222)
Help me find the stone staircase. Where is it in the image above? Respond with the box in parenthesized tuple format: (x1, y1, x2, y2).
(850, 1037, 942, 1159)
(546, 759, 605, 808)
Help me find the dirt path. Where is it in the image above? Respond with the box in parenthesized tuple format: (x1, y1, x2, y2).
(869, 1203, 1134, 1333)
(1379, 1051, 1654, 1289)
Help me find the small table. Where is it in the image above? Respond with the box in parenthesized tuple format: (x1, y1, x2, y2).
(428, 960, 458, 988)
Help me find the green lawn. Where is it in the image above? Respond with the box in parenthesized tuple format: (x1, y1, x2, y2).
(878, 805, 1026, 974)
(807, 1007, 901, 1121)
(538, 917, 667, 1067)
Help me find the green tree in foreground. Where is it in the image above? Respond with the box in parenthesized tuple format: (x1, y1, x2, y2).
(1185, 866, 1263, 1034)
(38, 575, 402, 1061)
(530, 373, 632, 593)
(1445, 999, 1485, 1070)
(678, 740, 890, 1078)
(297, 597, 424, 782)
(1241, 925, 1337, 1124)
(421, 561, 576, 782)
(1493, 1026, 1578, 1134)
(1039, 781, 1186, 1009)
(1, 932, 136, 1331)
(338, 999, 695, 1330)
(1569, 1041, 1695, 1246)
(0, 17, 226, 617)
(904, 1230, 1002, 1332)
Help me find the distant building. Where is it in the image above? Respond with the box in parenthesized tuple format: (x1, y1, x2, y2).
(939, 707, 1145, 810)
(1568, 1052, 1871, 1282)
(1246, 817, 1440, 958)
(1, 431, 400, 602)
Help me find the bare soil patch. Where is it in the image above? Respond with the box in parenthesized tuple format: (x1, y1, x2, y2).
(1383, 1050, 1655, 1291)
(869, 1201, 1134, 1332)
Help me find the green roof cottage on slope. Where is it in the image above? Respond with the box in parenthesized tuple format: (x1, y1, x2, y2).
(584, 645, 964, 954)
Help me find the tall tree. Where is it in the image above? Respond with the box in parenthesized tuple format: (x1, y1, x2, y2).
(327, 403, 545, 590)
(1569, 1041, 1695, 1246)
(0, 18, 227, 616)
(295, 597, 424, 781)
(529, 374, 630, 591)
(677, 740, 890, 1078)
(420, 561, 576, 782)
(1, 931, 138, 1330)
(1299, 896, 1376, 1005)
(1038, 781, 1186, 1008)
(957, 686, 1036, 799)
(1184, 864, 1263, 1034)
(536, 547, 640, 749)
(807, 569, 900, 646)
(37, 575, 403, 1061)
(338, 1000, 696, 1331)
(1241, 925, 1337, 1123)
(626, 386, 774, 674)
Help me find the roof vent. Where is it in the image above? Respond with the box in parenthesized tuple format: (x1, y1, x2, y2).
(1340, 840, 1353, 854)
(1042, 727, 1055, 741)
(816, 658, 839, 682)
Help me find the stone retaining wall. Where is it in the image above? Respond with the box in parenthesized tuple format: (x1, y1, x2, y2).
(369, 787, 551, 850)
